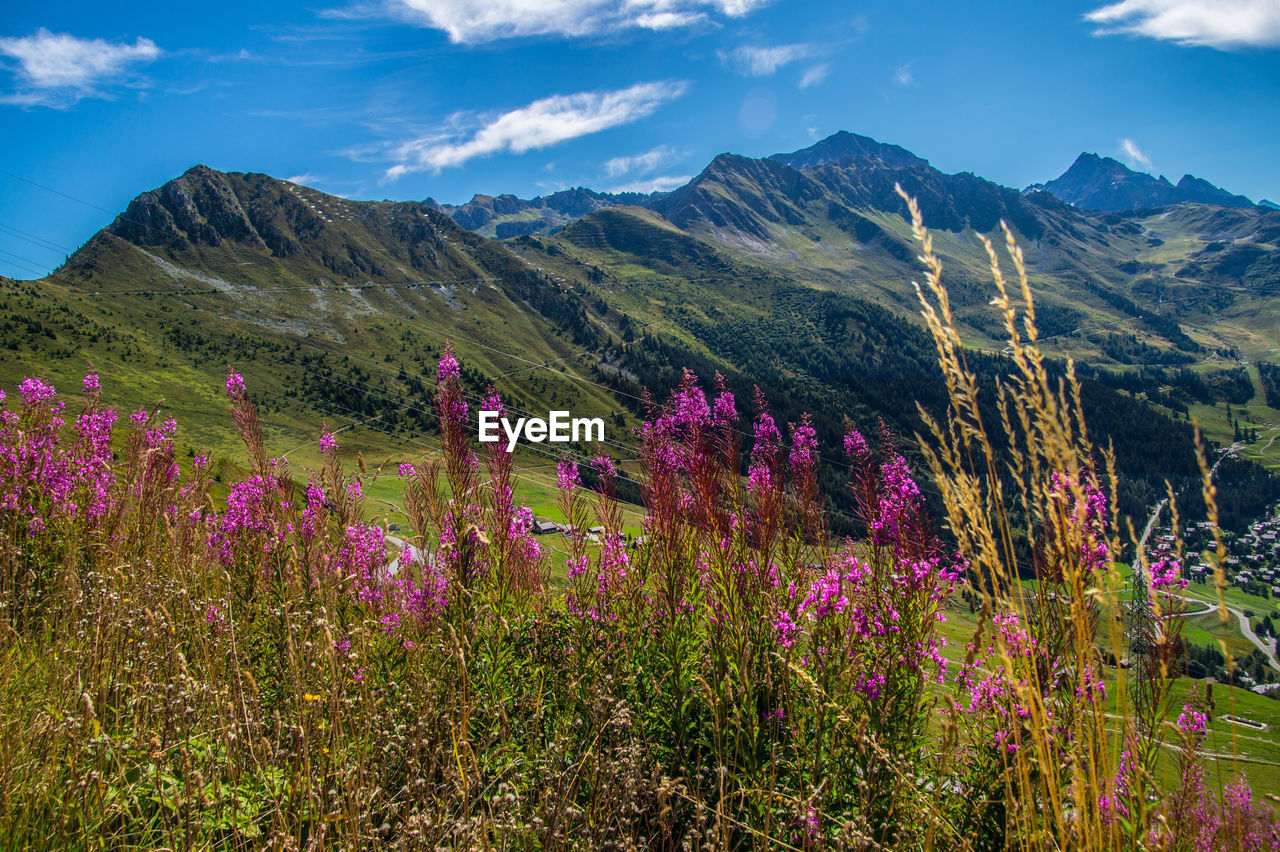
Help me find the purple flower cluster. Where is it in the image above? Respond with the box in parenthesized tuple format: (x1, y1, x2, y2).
(1049, 471, 1110, 578)
(225, 372, 246, 399)
(0, 375, 119, 534)
(872, 454, 922, 547)
(437, 351, 460, 382)
(1150, 557, 1188, 590)
(1177, 704, 1208, 738)
(557, 459, 581, 492)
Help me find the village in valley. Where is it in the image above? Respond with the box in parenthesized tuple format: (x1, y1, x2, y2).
(1142, 498, 1280, 694)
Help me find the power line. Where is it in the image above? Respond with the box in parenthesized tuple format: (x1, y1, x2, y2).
(0, 168, 118, 215)
(0, 222, 72, 255)
(0, 249, 50, 278)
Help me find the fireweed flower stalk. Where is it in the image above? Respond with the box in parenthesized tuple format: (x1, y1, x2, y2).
(787, 414, 825, 549)
(556, 458, 591, 594)
(434, 345, 485, 591)
(594, 456, 633, 616)
(479, 388, 542, 604)
(746, 388, 786, 560)
(780, 430, 959, 840)
(209, 375, 298, 596)
(672, 370, 739, 545)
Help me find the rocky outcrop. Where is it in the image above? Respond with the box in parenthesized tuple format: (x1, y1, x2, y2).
(109, 165, 267, 249)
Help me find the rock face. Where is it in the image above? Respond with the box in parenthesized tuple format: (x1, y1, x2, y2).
(110, 165, 268, 249)
(1029, 153, 1255, 211)
(98, 165, 492, 279)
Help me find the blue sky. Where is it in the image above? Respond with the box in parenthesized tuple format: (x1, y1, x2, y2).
(2, 0, 1279, 279)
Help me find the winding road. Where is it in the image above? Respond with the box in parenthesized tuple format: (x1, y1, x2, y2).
(1181, 594, 1280, 670)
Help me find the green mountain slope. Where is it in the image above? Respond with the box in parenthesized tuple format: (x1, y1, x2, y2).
(518, 205, 1279, 528)
(4, 166, 635, 473)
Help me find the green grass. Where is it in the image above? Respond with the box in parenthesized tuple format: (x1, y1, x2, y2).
(1184, 581, 1280, 618)
(1167, 678, 1280, 794)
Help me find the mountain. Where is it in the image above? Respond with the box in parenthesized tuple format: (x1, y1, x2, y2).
(10, 164, 643, 469)
(4, 140, 1279, 533)
(767, 130, 928, 170)
(1260, 199, 1280, 210)
(1029, 153, 1255, 211)
(431, 186, 666, 239)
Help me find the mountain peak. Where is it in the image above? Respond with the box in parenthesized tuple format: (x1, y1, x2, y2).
(1031, 153, 1254, 211)
(769, 131, 928, 171)
(1174, 173, 1254, 207)
(107, 165, 267, 249)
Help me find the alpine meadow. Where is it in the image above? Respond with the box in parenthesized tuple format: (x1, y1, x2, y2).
(2, 1, 1280, 849)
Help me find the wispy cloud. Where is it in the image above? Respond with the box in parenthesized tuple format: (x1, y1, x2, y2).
(1085, 0, 1280, 49)
(603, 144, 681, 178)
(286, 172, 324, 185)
(364, 0, 771, 44)
(1118, 138, 1153, 169)
(798, 63, 830, 89)
(607, 174, 693, 193)
(718, 43, 815, 77)
(894, 61, 913, 85)
(380, 80, 688, 180)
(0, 28, 160, 107)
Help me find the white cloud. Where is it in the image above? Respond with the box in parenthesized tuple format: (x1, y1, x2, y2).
(1119, 138, 1153, 169)
(286, 172, 323, 185)
(894, 61, 913, 85)
(607, 174, 693, 193)
(0, 28, 160, 107)
(383, 80, 688, 179)
(798, 63, 830, 89)
(382, 0, 770, 43)
(603, 144, 680, 177)
(1085, 0, 1280, 49)
(634, 11, 706, 30)
(718, 43, 814, 77)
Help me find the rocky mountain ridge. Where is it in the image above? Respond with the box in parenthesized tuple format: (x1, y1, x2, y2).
(1027, 152, 1256, 212)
